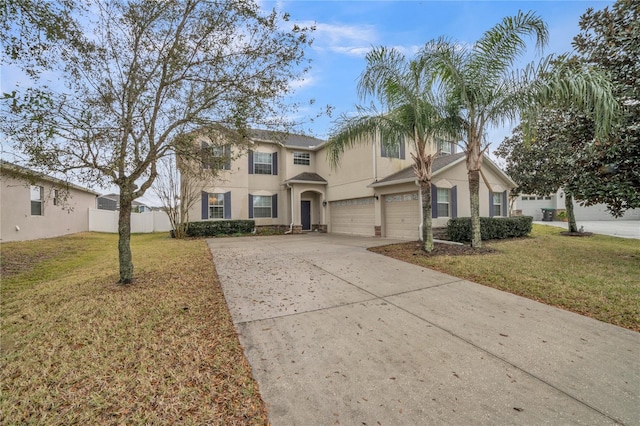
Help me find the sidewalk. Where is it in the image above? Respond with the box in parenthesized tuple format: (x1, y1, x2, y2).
(534, 220, 640, 239)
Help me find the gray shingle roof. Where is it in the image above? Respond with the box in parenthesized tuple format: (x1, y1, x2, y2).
(375, 152, 466, 184)
(248, 129, 326, 150)
(284, 172, 328, 183)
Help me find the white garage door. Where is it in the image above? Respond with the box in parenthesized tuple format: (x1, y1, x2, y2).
(330, 197, 375, 236)
(384, 192, 420, 240)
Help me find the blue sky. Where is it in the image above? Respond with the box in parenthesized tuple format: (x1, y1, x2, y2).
(269, 0, 614, 150)
(1, 1, 614, 203)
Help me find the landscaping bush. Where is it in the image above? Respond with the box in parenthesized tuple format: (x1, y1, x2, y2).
(447, 216, 533, 242)
(185, 220, 255, 237)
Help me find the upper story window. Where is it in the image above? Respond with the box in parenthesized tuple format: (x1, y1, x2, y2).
(381, 136, 405, 159)
(201, 141, 231, 170)
(31, 185, 43, 215)
(248, 150, 278, 175)
(437, 138, 453, 155)
(253, 152, 273, 174)
(293, 152, 310, 166)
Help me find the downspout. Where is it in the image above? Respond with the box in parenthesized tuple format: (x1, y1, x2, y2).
(416, 179, 423, 241)
(285, 183, 294, 234)
(373, 134, 378, 182)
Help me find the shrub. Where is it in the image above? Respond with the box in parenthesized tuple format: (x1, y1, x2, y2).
(447, 216, 533, 242)
(185, 220, 255, 237)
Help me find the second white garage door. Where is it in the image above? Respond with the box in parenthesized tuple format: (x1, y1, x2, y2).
(384, 192, 420, 239)
(330, 197, 375, 236)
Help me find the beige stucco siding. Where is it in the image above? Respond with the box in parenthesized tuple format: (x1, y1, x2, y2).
(1, 173, 97, 242)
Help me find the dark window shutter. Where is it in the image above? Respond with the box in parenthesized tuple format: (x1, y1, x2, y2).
(248, 194, 254, 219)
(489, 191, 494, 217)
(399, 141, 405, 160)
(381, 142, 387, 157)
(272, 194, 278, 218)
(452, 186, 458, 218)
(431, 184, 438, 218)
(272, 152, 278, 175)
(224, 192, 231, 219)
(201, 192, 209, 219)
(248, 150, 254, 174)
(502, 191, 508, 217)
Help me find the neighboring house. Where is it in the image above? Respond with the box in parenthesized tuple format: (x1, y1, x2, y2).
(97, 193, 152, 213)
(516, 189, 640, 221)
(186, 130, 516, 240)
(1, 161, 98, 242)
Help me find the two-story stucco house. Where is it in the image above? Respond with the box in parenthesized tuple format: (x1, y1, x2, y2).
(187, 130, 516, 239)
(1, 160, 98, 242)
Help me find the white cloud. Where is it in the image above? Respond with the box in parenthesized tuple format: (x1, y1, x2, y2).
(295, 21, 378, 57)
(288, 74, 315, 90)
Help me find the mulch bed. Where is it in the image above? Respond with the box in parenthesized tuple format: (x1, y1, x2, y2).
(560, 231, 593, 237)
(369, 241, 497, 258)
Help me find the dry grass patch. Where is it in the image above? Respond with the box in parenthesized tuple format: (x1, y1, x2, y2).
(1, 232, 267, 425)
(369, 225, 640, 332)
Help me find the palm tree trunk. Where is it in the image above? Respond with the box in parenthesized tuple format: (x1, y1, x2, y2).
(468, 169, 482, 247)
(118, 194, 134, 284)
(565, 191, 578, 233)
(421, 182, 434, 252)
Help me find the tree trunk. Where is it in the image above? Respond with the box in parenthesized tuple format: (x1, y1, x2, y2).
(421, 182, 434, 252)
(468, 169, 482, 247)
(118, 194, 134, 284)
(565, 191, 578, 233)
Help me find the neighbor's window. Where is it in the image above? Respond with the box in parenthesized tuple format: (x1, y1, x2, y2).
(53, 189, 59, 206)
(493, 193, 503, 216)
(293, 152, 310, 165)
(208, 193, 224, 219)
(31, 185, 43, 215)
(437, 188, 450, 217)
(253, 152, 273, 175)
(253, 195, 272, 218)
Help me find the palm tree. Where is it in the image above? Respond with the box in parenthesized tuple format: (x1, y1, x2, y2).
(326, 47, 459, 252)
(420, 11, 618, 247)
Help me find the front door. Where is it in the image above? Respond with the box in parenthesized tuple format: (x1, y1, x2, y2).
(301, 200, 311, 231)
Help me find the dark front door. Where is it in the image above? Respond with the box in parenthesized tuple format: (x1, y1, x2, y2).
(301, 200, 311, 231)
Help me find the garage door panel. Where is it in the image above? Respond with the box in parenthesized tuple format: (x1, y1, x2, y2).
(330, 198, 375, 236)
(384, 192, 420, 240)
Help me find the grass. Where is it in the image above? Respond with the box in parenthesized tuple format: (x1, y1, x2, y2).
(1, 232, 267, 425)
(369, 225, 640, 332)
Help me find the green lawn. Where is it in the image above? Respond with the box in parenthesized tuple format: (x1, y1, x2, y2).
(371, 225, 640, 332)
(1, 232, 267, 425)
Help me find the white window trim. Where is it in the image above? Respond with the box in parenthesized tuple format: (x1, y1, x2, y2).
(254, 152, 273, 175)
(293, 152, 310, 165)
(253, 195, 272, 218)
(208, 193, 224, 219)
(493, 193, 503, 216)
(436, 188, 450, 217)
(30, 185, 43, 216)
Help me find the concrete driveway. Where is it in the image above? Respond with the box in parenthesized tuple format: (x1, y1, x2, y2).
(208, 234, 639, 425)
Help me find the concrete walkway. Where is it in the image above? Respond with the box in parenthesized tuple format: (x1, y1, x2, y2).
(534, 220, 640, 239)
(209, 234, 639, 426)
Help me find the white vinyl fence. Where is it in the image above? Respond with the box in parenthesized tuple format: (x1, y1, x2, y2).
(89, 208, 172, 233)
